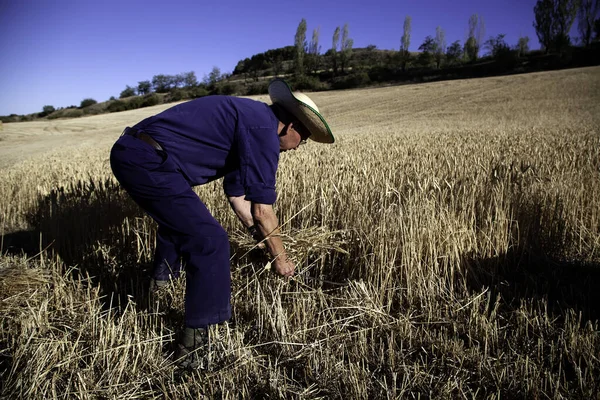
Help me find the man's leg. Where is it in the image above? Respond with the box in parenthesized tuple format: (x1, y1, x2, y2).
(138, 191, 232, 327)
(153, 225, 184, 282)
(110, 135, 231, 328)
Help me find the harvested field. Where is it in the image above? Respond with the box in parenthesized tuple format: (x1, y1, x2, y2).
(1, 67, 599, 398)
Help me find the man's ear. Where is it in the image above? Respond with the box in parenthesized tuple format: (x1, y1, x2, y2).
(278, 122, 290, 137)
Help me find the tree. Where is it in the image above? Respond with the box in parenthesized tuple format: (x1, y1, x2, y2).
(40, 105, 55, 117)
(446, 40, 462, 65)
(152, 74, 172, 93)
(554, 0, 581, 49)
(137, 80, 151, 95)
(534, 0, 581, 52)
(400, 16, 412, 71)
(476, 16, 486, 55)
(183, 71, 198, 87)
(80, 98, 97, 108)
(484, 34, 511, 58)
(465, 14, 485, 61)
(204, 66, 222, 88)
(595, 17, 600, 39)
(464, 36, 477, 62)
(173, 74, 185, 88)
(340, 23, 353, 74)
(578, 0, 599, 46)
(120, 85, 136, 98)
(331, 26, 341, 76)
(434, 26, 446, 68)
(294, 18, 308, 76)
(307, 27, 321, 74)
(517, 36, 530, 57)
(418, 36, 435, 67)
(534, 0, 555, 51)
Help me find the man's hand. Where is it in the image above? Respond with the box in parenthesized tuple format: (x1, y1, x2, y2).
(227, 196, 265, 248)
(273, 256, 295, 278)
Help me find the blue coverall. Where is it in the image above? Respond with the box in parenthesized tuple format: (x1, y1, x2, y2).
(110, 96, 280, 328)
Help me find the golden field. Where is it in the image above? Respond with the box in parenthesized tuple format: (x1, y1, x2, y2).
(1, 67, 599, 398)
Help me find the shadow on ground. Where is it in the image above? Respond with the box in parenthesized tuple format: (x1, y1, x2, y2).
(463, 191, 600, 323)
(464, 248, 600, 322)
(2, 179, 164, 317)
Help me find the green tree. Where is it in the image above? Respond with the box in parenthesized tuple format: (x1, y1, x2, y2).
(307, 27, 321, 74)
(517, 36, 530, 57)
(418, 36, 435, 67)
(446, 40, 462, 65)
(484, 34, 511, 58)
(331, 26, 341, 76)
(173, 74, 185, 88)
(294, 18, 308, 76)
(137, 80, 151, 95)
(578, 0, 599, 46)
(554, 0, 581, 49)
(534, 0, 555, 51)
(120, 85, 136, 98)
(183, 71, 198, 87)
(434, 26, 446, 68)
(400, 16, 412, 71)
(464, 36, 477, 62)
(204, 66, 222, 89)
(465, 14, 485, 61)
(340, 23, 353, 74)
(40, 105, 55, 117)
(80, 98, 97, 108)
(534, 0, 581, 52)
(152, 74, 172, 93)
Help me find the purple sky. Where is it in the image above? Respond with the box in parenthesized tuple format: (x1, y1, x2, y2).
(0, 0, 555, 115)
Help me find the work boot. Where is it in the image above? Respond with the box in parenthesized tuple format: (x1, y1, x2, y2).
(174, 327, 210, 369)
(149, 278, 169, 293)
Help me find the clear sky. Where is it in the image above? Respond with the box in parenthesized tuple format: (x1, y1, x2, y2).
(0, 0, 547, 116)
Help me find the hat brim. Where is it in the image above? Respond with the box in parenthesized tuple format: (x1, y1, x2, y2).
(268, 79, 334, 144)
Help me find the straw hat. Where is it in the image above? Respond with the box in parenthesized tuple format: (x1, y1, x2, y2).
(268, 78, 334, 144)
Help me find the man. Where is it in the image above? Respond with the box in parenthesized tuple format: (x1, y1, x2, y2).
(109, 78, 334, 368)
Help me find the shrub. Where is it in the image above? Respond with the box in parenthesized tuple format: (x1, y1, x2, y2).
(368, 66, 400, 83)
(40, 105, 56, 117)
(0, 116, 17, 123)
(107, 100, 128, 113)
(214, 82, 241, 96)
(80, 98, 97, 108)
(291, 75, 325, 91)
(167, 89, 190, 102)
(190, 86, 209, 98)
(120, 86, 136, 99)
(48, 108, 84, 119)
(82, 106, 104, 116)
(331, 72, 371, 90)
(128, 97, 143, 109)
(244, 82, 269, 96)
(140, 94, 160, 107)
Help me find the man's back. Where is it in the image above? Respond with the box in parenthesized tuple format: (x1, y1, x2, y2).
(133, 96, 279, 188)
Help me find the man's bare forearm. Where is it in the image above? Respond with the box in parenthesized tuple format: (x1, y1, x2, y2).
(227, 195, 254, 227)
(251, 203, 286, 259)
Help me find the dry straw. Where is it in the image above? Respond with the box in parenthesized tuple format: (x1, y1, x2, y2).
(1, 67, 599, 398)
